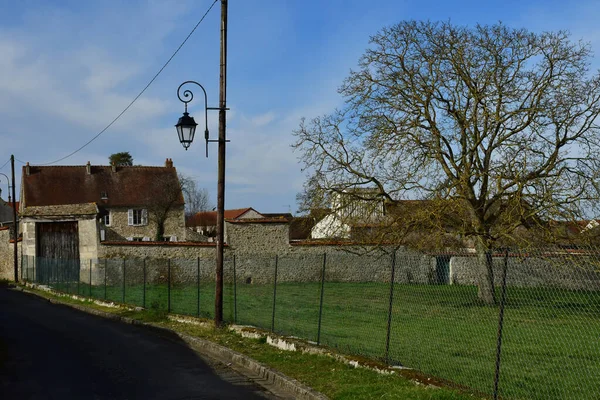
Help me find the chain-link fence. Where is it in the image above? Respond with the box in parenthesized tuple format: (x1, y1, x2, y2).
(20, 247, 600, 399)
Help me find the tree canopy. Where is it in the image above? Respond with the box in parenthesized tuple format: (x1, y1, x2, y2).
(109, 152, 133, 166)
(294, 21, 600, 303)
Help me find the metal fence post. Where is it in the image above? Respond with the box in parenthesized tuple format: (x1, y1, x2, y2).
(104, 259, 107, 300)
(197, 257, 200, 317)
(143, 258, 147, 309)
(89, 259, 92, 297)
(271, 255, 278, 333)
(385, 250, 397, 364)
(493, 249, 510, 400)
(233, 254, 237, 323)
(57, 259, 61, 291)
(317, 253, 327, 345)
(122, 259, 126, 303)
(167, 258, 171, 313)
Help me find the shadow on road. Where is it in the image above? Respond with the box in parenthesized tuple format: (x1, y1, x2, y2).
(0, 287, 271, 399)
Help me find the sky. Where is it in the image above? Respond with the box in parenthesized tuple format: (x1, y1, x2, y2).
(1, 0, 600, 215)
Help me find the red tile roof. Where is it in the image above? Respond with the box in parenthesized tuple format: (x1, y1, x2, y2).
(22, 164, 183, 208)
(1, 200, 19, 213)
(226, 218, 289, 224)
(187, 208, 261, 227)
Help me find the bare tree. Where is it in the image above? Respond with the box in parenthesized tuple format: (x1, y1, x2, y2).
(178, 173, 213, 218)
(146, 173, 185, 241)
(294, 21, 600, 304)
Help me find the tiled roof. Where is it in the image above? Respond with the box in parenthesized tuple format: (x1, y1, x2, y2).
(21, 203, 98, 217)
(187, 208, 260, 227)
(261, 213, 293, 221)
(22, 164, 183, 208)
(0, 199, 19, 212)
(226, 218, 289, 224)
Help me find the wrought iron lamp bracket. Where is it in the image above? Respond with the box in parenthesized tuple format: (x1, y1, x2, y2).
(177, 81, 230, 157)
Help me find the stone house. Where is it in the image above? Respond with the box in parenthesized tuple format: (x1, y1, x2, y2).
(187, 207, 265, 241)
(0, 197, 18, 227)
(311, 188, 386, 239)
(19, 159, 186, 262)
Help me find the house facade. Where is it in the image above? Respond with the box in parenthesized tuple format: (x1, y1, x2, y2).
(187, 207, 265, 241)
(311, 189, 385, 239)
(0, 198, 18, 227)
(19, 159, 186, 262)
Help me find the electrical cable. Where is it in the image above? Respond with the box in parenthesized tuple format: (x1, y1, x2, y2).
(25, 0, 219, 166)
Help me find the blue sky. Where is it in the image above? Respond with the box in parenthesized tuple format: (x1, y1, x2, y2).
(1, 0, 599, 214)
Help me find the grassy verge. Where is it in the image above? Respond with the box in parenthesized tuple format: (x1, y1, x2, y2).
(26, 280, 600, 399)
(20, 284, 479, 400)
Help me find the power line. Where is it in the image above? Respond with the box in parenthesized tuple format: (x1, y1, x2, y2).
(0, 158, 10, 170)
(27, 0, 219, 166)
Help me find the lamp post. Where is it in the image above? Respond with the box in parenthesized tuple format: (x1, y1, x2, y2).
(175, 0, 228, 327)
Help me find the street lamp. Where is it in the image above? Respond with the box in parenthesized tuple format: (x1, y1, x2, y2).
(175, 0, 228, 327)
(175, 81, 211, 156)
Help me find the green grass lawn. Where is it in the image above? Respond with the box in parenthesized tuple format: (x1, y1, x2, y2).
(49, 278, 600, 399)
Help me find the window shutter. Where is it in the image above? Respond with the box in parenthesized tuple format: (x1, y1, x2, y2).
(170, 235, 177, 242)
(128, 209, 133, 225)
(142, 209, 148, 225)
(142, 237, 150, 242)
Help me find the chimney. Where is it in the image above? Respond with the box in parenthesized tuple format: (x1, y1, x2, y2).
(86, 161, 91, 175)
(165, 158, 173, 168)
(25, 162, 30, 176)
(111, 162, 117, 173)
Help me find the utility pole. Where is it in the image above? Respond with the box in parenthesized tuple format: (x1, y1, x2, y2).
(11, 155, 18, 282)
(215, 0, 228, 327)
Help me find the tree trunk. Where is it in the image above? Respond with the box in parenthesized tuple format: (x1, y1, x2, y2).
(156, 222, 165, 241)
(475, 238, 497, 305)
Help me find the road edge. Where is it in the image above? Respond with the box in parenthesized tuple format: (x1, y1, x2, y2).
(13, 286, 328, 400)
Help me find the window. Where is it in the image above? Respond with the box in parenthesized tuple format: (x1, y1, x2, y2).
(128, 209, 148, 226)
(103, 211, 111, 226)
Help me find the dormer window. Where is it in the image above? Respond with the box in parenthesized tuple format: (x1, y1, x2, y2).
(101, 191, 108, 200)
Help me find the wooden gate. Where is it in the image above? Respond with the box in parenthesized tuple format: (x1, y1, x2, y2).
(36, 222, 80, 284)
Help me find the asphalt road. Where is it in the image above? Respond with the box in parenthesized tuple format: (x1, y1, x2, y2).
(0, 287, 273, 399)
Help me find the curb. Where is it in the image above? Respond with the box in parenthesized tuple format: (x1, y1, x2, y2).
(14, 286, 328, 400)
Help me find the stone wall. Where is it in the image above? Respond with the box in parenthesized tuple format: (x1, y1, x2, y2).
(78, 217, 99, 260)
(0, 227, 21, 281)
(17, 216, 600, 291)
(449, 254, 600, 290)
(226, 221, 290, 253)
(20, 220, 36, 259)
(99, 241, 218, 260)
(232, 246, 435, 285)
